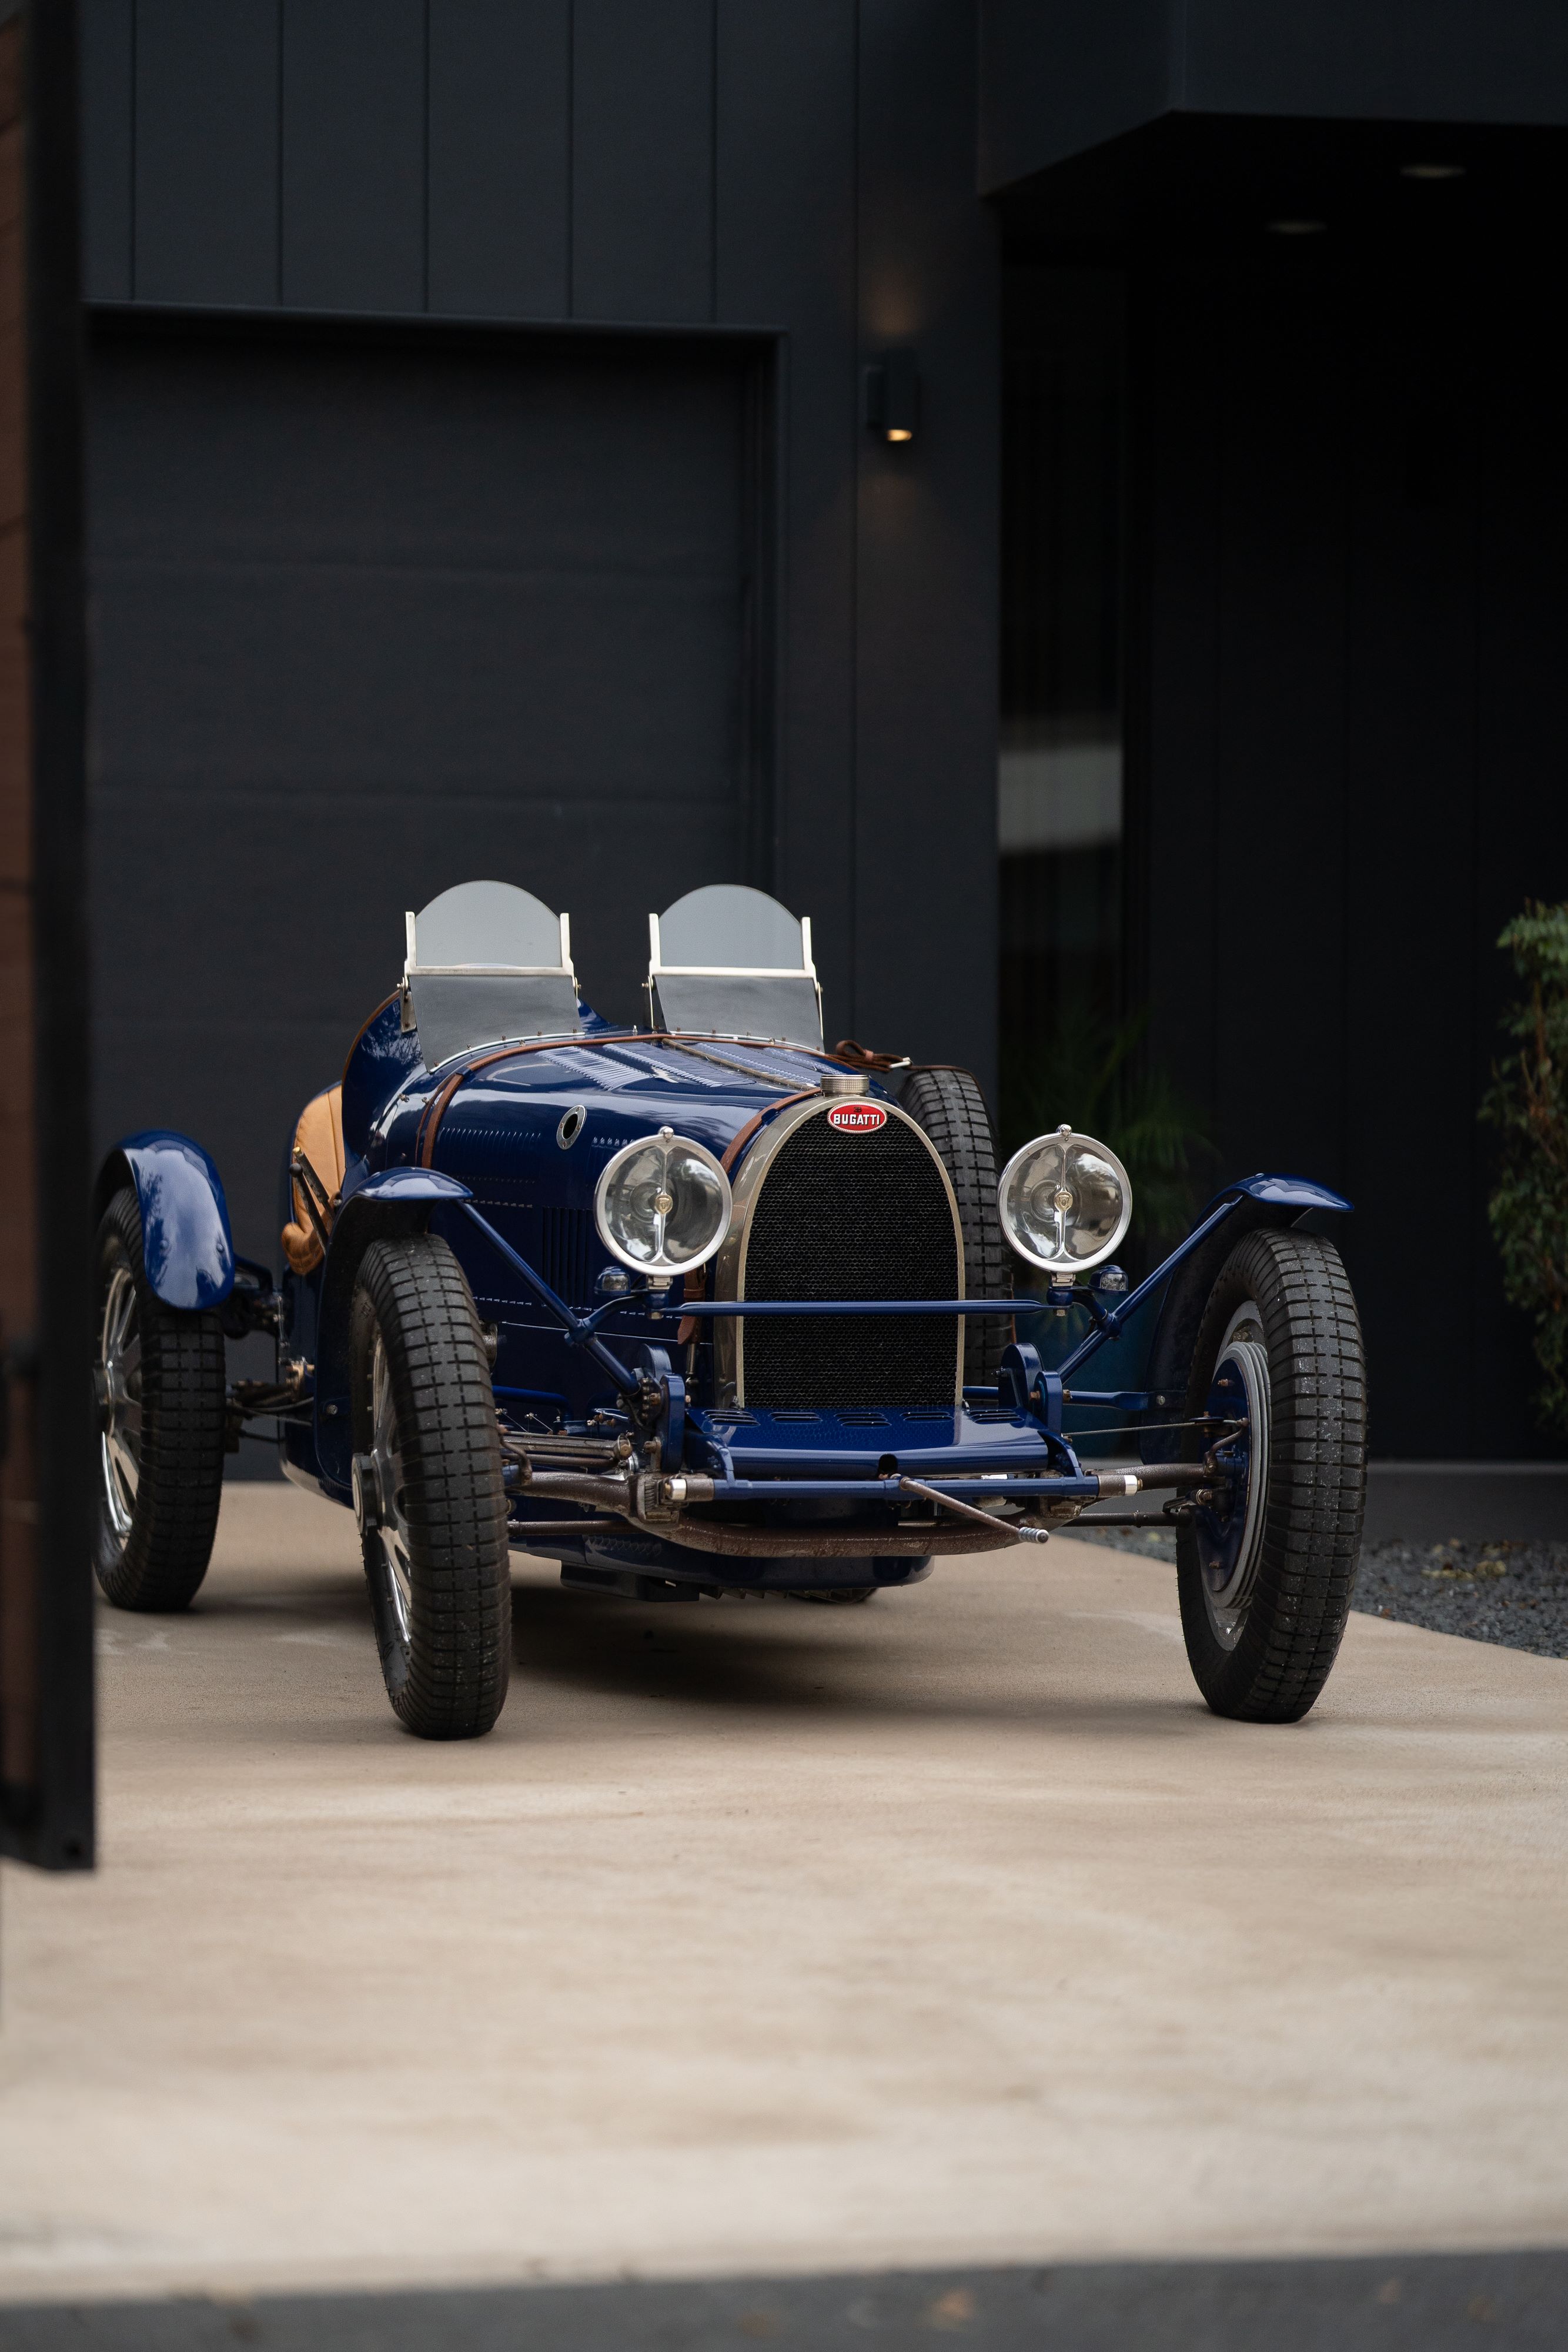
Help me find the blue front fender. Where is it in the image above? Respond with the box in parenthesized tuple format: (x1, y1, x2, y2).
(312, 1167, 476, 1495)
(1209, 1172, 1353, 1217)
(95, 1132, 236, 1311)
(1137, 1170, 1353, 1463)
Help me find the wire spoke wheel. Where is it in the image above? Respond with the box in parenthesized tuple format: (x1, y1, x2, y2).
(361, 1330, 414, 1663)
(349, 1234, 511, 1740)
(91, 1187, 227, 1611)
(97, 1262, 142, 1541)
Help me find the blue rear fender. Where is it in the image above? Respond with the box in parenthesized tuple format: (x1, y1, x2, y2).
(94, 1131, 236, 1312)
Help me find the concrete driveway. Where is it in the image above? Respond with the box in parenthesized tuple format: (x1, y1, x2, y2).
(3, 1485, 1567, 2309)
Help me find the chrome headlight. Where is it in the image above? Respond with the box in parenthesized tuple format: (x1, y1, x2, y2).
(997, 1124, 1133, 1275)
(594, 1125, 732, 1275)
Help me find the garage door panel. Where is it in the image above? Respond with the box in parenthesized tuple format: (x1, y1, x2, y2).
(90, 344, 746, 574)
(92, 784, 747, 1261)
(92, 562, 744, 796)
(88, 326, 765, 1272)
(92, 786, 745, 1017)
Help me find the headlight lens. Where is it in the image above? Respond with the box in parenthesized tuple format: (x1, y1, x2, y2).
(594, 1125, 732, 1274)
(997, 1124, 1133, 1274)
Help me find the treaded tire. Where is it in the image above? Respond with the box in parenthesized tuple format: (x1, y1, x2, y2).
(349, 1235, 511, 1740)
(1176, 1228, 1366, 1723)
(92, 1185, 227, 1611)
(901, 1067, 1011, 1384)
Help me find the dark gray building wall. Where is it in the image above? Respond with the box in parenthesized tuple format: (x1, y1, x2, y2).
(78, 0, 998, 1255)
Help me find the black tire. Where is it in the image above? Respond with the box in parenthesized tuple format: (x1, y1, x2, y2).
(92, 1185, 227, 1611)
(901, 1067, 1011, 1384)
(1176, 1228, 1366, 1723)
(349, 1235, 511, 1739)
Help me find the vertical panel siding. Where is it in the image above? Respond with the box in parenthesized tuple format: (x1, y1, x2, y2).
(570, 0, 714, 323)
(428, 0, 570, 318)
(716, 0, 858, 1021)
(854, 0, 1000, 1090)
(81, 0, 132, 301)
(135, 0, 280, 306)
(281, 0, 427, 312)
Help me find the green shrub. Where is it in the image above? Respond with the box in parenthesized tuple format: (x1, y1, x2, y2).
(999, 1009, 1211, 1262)
(1480, 902, 1568, 1434)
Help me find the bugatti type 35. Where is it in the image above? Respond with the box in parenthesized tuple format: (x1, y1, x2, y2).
(91, 881, 1367, 1738)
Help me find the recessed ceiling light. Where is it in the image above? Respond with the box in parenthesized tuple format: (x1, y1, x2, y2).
(1401, 163, 1466, 180)
(1266, 219, 1328, 236)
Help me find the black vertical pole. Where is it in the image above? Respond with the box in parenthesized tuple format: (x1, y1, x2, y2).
(0, 0, 94, 1872)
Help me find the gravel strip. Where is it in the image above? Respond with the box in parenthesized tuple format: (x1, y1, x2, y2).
(1068, 1525, 1568, 1661)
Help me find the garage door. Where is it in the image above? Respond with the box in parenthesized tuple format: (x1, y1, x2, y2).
(88, 323, 767, 1261)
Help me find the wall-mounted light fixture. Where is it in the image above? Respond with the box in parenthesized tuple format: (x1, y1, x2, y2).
(865, 350, 919, 445)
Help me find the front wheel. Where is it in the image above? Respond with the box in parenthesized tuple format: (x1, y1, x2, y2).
(1176, 1228, 1366, 1723)
(92, 1186, 227, 1610)
(349, 1235, 511, 1739)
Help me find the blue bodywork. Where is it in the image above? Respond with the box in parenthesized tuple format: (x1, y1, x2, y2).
(98, 990, 1352, 1585)
(94, 1131, 236, 1312)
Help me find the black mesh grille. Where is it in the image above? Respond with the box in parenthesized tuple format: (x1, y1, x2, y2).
(741, 1112, 959, 1408)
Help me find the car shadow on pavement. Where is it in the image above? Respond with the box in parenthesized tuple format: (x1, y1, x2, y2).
(507, 1579, 1206, 1738)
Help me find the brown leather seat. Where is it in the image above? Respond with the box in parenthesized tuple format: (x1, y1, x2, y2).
(281, 1085, 346, 1276)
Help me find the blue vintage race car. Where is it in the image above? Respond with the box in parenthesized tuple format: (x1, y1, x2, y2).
(91, 881, 1366, 1739)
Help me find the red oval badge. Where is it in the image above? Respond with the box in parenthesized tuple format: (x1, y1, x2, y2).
(826, 1102, 888, 1133)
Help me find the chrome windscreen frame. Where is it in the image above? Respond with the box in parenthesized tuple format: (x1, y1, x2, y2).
(644, 910, 825, 1048)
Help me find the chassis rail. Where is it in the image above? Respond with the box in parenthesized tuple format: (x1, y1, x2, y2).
(510, 1460, 1215, 1559)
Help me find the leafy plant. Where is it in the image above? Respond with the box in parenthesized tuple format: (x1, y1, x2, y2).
(1480, 902, 1568, 1435)
(999, 1008, 1212, 1264)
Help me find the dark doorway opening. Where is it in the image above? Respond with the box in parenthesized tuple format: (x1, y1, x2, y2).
(997, 267, 1126, 1157)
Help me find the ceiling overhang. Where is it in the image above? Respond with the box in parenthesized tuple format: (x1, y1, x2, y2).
(981, 3, 1568, 257)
